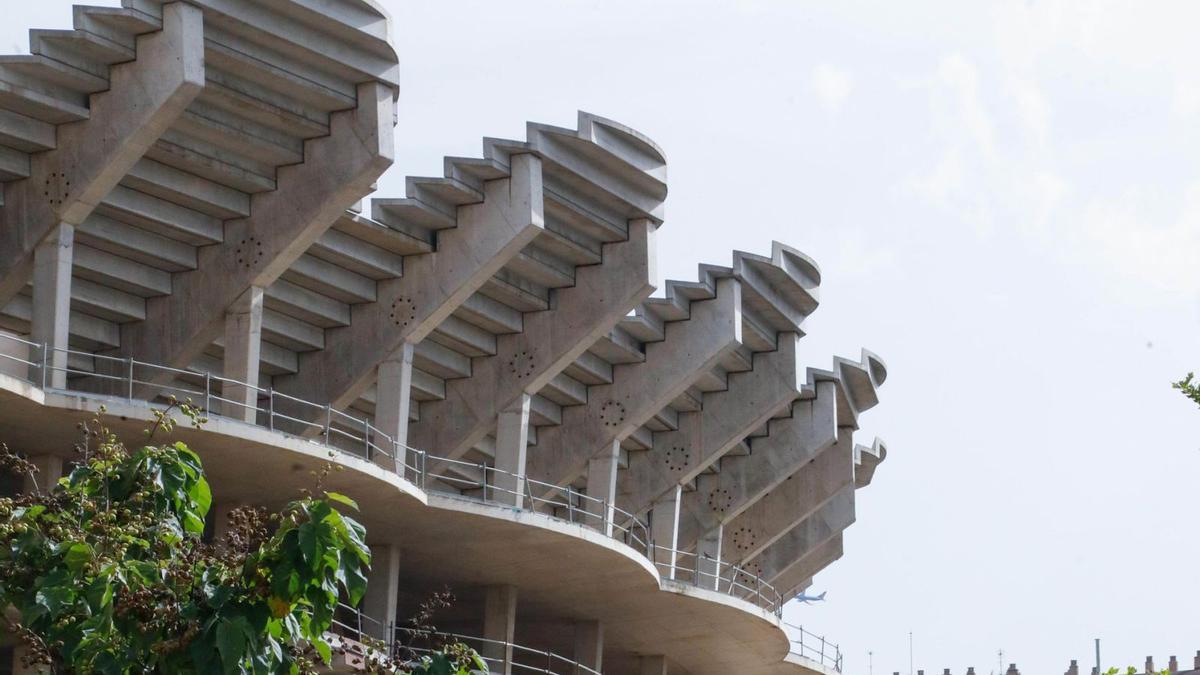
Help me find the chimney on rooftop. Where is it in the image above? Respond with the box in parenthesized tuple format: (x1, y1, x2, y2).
(1168, 655, 1178, 673)
(1146, 656, 1155, 674)
(1006, 664, 1020, 675)
(1067, 659, 1079, 675)
(1194, 651, 1200, 670)
(943, 669, 951, 675)
(967, 668, 976, 675)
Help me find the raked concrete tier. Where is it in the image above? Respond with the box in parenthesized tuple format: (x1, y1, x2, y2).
(0, 375, 822, 675)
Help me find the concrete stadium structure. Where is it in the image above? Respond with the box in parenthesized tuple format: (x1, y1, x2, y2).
(0, 2, 889, 673)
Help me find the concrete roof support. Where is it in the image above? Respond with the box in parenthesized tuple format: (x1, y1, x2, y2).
(772, 536, 844, 599)
(748, 486, 855, 584)
(277, 153, 545, 410)
(483, 585, 519, 675)
(573, 620, 604, 675)
(721, 427, 855, 566)
(29, 224, 73, 388)
(373, 343, 414, 471)
(619, 333, 802, 517)
(650, 485, 682, 574)
(493, 393, 532, 507)
(414, 219, 657, 462)
(584, 439, 620, 535)
(221, 286, 264, 422)
(362, 544, 401, 642)
(676, 380, 839, 550)
(526, 277, 744, 489)
(121, 80, 395, 372)
(0, 1, 204, 305)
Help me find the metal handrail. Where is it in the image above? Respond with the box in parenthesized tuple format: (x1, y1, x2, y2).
(1, 334, 791, 620)
(647, 544, 784, 616)
(783, 621, 843, 672)
(329, 603, 601, 675)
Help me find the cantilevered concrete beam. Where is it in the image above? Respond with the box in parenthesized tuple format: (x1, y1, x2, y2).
(747, 486, 855, 585)
(721, 427, 855, 566)
(772, 535, 844, 599)
(854, 437, 888, 488)
(121, 81, 394, 374)
(0, 2, 204, 305)
(275, 153, 545, 411)
(414, 219, 657, 462)
(675, 380, 839, 551)
(526, 278, 744, 490)
(618, 333, 801, 517)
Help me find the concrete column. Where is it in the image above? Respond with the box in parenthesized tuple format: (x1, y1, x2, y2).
(29, 224, 73, 389)
(650, 485, 681, 577)
(695, 526, 723, 590)
(221, 286, 264, 422)
(482, 585, 518, 675)
(572, 620, 603, 675)
(361, 544, 401, 642)
(375, 343, 415, 473)
(640, 655, 667, 675)
(584, 439, 620, 534)
(492, 394, 531, 507)
(22, 454, 63, 495)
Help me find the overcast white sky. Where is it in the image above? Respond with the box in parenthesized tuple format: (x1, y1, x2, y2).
(7, 1, 1200, 673)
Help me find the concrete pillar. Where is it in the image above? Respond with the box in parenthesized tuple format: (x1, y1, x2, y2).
(650, 485, 682, 577)
(482, 585, 518, 675)
(639, 655, 667, 675)
(375, 343, 415, 473)
(29, 224, 73, 389)
(584, 439, 620, 534)
(361, 544, 401, 642)
(492, 394, 531, 507)
(572, 620, 603, 675)
(22, 454, 63, 495)
(222, 286, 264, 422)
(695, 526, 723, 589)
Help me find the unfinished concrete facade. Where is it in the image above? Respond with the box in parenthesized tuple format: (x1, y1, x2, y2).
(0, 3, 887, 674)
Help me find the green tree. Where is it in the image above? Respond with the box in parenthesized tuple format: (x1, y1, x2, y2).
(0, 402, 484, 675)
(1173, 372, 1200, 408)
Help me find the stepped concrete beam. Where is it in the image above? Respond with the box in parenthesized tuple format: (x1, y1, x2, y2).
(677, 379, 839, 550)
(619, 333, 802, 516)
(721, 427, 855, 566)
(854, 437, 888, 488)
(275, 153, 544, 412)
(119, 81, 394, 375)
(0, 2, 204, 306)
(772, 535, 844, 599)
(677, 348, 885, 551)
(526, 277, 744, 491)
(745, 485, 855, 584)
(413, 218, 656, 463)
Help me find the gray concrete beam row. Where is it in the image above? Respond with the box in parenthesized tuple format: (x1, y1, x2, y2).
(745, 485, 856, 584)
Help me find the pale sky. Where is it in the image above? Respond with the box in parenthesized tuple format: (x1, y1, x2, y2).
(6, 2, 1200, 673)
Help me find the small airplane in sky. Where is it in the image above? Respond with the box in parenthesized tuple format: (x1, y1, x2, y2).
(794, 591, 827, 604)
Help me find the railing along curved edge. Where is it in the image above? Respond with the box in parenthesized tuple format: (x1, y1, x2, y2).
(783, 621, 843, 673)
(330, 602, 601, 675)
(0, 334, 785, 616)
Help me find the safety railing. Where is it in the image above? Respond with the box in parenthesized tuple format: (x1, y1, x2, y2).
(648, 544, 784, 616)
(784, 622, 843, 672)
(329, 603, 601, 675)
(0, 334, 646, 555)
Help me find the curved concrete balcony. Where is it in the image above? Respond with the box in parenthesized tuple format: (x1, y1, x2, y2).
(0, 333, 812, 674)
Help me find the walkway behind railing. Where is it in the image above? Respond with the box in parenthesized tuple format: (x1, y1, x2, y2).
(330, 603, 600, 675)
(0, 334, 784, 617)
(783, 621, 843, 672)
(649, 544, 784, 616)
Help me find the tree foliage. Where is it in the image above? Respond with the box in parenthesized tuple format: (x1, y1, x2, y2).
(1173, 372, 1200, 408)
(0, 402, 485, 675)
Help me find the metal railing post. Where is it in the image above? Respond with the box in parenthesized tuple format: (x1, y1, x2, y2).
(820, 636, 825, 663)
(324, 404, 332, 445)
(204, 371, 211, 413)
(40, 342, 48, 389)
(480, 462, 488, 501)
(126, 357, 134, 400)
(566, 485, 575, 523)
(268, 389, 275, 431)
(363, 417, 371, 461)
